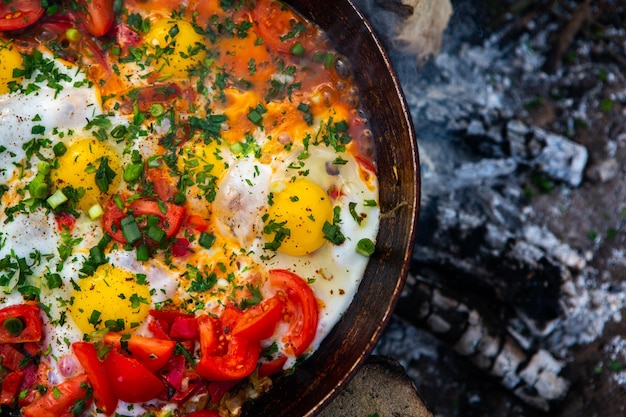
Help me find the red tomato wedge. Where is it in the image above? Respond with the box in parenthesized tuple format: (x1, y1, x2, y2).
(0, 370, 24, 406)
(269, 269, 320, 357)
(104, 348, 165, 403)
(0, 344, 25, 371)
(196, 334, 261, 381)
(0, 303, 42, 343)
(73, 0, 114, 37)
(72, 342, 118, 416)
(232, 295, 283, 340)
(258, 354, 288, 377)
(196, 307, 262, 381)
(0, 0, 44, 31)
(103, 333, 176, 372)
(21, 374, 91, 417)
(129, 199, 186, 240)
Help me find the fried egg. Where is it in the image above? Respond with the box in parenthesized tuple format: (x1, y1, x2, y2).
(0, 2, 379, 415)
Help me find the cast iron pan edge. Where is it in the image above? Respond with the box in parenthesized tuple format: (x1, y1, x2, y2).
(242, 1, 420, 415)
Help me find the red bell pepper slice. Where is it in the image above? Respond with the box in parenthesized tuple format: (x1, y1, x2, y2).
(0, 303, 42, 343)
(72, 342, 118, 416)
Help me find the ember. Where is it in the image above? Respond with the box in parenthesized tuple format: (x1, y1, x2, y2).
(354, 0, 626, 415)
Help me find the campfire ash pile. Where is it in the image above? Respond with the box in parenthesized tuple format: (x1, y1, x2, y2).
(353, 0, 626, 414)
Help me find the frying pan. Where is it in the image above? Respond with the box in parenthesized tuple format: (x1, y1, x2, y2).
(242, 0, 420, 415)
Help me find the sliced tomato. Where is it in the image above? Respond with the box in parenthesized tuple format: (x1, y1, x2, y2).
(269, 269, 319, 357)
(0, 0, 44, 31)
(0, 370, 24, 406)
(73, 0, 114, 37)
(195, 334, 261, 381)
(129, 199, 186, 240)
(103, 333, 175, 372)
(21, 374, 91, 417)
(72, 342, 118, 416)
(0, 303, 42, 343)
(258, 354, 288, 377)
(104, 348, 165, 403)
(169, 316, 199, 340)
(102, 196, 126, 243)
(0, 343, 25, 371)
(252, 0, 315, 54)
(232, 295, 283, 341)
(197, 314, 220, 358)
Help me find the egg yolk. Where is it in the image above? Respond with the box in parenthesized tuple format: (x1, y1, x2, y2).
(178, 138, 229, 177)
(0, 42, 22, 95)
(144, 19, 207, 78)
(52, 138, 121, 212)
(265, 178, 333, 256)
(70, 264, 152, 335)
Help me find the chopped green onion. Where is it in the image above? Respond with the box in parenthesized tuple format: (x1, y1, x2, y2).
(290, 42, 305, 56)
(356, 238, 375, 256)
(120, 215, 141, 245)
(149, 103, 165, 117)
(136, 245, 149, 261)
(89, 246, 107, 265)
(123, 163, 143, 182)
(88, 203, 104, 220)
(29, 174, 48, 199)
(147, 225, 166, 243)
(37, 161, 50, 175)
(247, 109, 263, 125)
(66, 28, 81, 42)
(47, 189, 68, 209)
(230, 142, 243, 154)
(198, 232, 215, 249)
(147, 156, 161, 168)
(53, 142, 67, 157)
(3, 317, 24, 336)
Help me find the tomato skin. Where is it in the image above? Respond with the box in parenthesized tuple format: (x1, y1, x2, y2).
(269, 269, 319, 357)
(103, 333, 176, 372)
(72, 342, 118, 416)
(104, 349, 165, 403)
(21, 374, 91, 417)
(196, 335, 261, 381)
(0, 303, 42, 343)
(258, 355, 288, 377)
(73, 0, 114, 37)
(0, 370, 24, 406)
(196, 309, 262, 382)
(0, 0, 44, 31)
(102, 196, 126, 243)
(0, 344, 25, 371)
(169, 316, 199, 340)
(103, 196, 186, 245)
(129, 199, 186, 240)
(232, 295, 283, 341)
